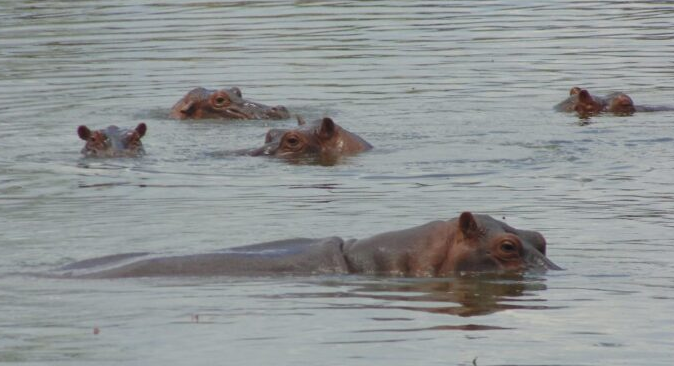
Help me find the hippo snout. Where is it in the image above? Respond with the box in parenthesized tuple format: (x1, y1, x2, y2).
(248, 142, 278, 156)
(269, 105, 290, 119)
(525, 246, 562, 271)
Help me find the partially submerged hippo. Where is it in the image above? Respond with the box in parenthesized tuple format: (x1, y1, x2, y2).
(247, 116, 372, 163)
(56, 212, 561, 278)
(77, 123, 147, 158)
(554, 87, 674, 117)
(170, 87, 290, 120)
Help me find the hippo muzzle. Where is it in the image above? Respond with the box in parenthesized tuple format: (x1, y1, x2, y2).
(524, 246, 562, 271)
(248, 141, 279, 156)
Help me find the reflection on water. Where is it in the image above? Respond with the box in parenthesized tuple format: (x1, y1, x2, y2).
(261, 273, 554, 327)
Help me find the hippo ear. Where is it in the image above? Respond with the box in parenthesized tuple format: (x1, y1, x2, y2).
(459, 212, 480, 238)
(78, 125, 92, 140)
(317, 117, 336, 140)
(578, 89, 592, 102)
(179, 101, 197, 116)
(570, 86, 581, 96)
(296, 115, 306, 126)
(135, 123, 147, 138)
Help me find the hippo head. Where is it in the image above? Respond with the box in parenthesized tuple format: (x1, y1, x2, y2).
(607, 93, 636, 115)
(444, 212, 561, 273)
(170, 87, 290, 120)
(573, 89, 605, 117)
(248, 116, 372, 163)
(77, 123, 147, 158)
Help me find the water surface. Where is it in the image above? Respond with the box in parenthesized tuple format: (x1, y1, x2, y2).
(1, 1, 674, 365)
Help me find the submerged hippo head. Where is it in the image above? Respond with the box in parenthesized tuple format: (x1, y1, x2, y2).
(170, 87, 290, 120)
(77, 123, 147, 158)
(444, 212, 560, 273)
(606, 92, 636, 115)
(248, 116, 372, 162)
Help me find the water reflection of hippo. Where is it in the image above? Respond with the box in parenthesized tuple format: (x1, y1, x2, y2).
(246, 116, 372, 163)
(57, 212, 561, 279)
(170, 87, 290, 120)
(77, 123, 147, 158)
(554, 87, 674, 117)
(281, 274, 551, 318)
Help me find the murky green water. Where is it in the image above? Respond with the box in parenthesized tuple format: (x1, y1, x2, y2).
(1, 1, 674, 365)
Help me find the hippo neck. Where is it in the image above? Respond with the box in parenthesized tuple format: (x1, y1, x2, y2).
(341, 220, 452, 276)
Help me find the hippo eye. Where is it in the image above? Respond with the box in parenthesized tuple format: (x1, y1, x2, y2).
(285, 136, 300, 146)
(213, 96, 229, 107)
(500, 241, 517, 253)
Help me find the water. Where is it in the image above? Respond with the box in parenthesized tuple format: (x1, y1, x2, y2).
(2, 1, 674, 365)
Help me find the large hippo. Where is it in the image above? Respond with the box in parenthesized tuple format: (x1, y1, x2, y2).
(554, 87, 674, 117)
(170, 87, 290, 120)
(77, 123, 147, 158)
(56, 212, 561, 279)
(246, 116, 372, 163)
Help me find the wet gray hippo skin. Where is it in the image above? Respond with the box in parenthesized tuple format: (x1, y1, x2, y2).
(554, 86, 674, 117)
(169, 87, 290, 120)
(58, 212, 561, 279)
(247, 116, 372, 161)
(77, 123, 147, 158)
